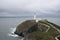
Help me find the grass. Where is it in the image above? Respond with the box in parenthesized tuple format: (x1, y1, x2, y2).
(26, 31, 55, 40)
(47, 27, 60, 37)
(15, 20, 60, 40)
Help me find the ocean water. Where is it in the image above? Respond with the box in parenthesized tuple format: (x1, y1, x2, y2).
(0, 17, 60, 40)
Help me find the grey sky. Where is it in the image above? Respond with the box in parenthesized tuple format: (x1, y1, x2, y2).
(0, 0, 60, 17)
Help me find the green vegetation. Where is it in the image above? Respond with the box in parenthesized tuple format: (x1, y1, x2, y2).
(38, 20, 60, 37)
(15, 19, 60, 40)
(48, 27, 60, 37)
(15, 20, 36, 34)
(26, 31, 55, 40)
(47, 21, 60, 30)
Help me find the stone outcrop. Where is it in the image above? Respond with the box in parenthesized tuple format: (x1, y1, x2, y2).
(14, 20, 37, 37)
(14, 19, 60, 40)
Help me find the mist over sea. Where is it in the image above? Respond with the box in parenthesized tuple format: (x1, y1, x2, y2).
(0, 17, 60, 40)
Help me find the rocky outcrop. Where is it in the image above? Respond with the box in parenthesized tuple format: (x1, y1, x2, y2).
(14, 19, 60, 40)
(14, 20, 37, 37)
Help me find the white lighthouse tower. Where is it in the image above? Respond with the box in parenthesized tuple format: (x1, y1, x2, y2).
(34, 13, 38, 22)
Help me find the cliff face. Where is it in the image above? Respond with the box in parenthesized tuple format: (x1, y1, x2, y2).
(14, 20, 60, 40)
(14, 20, 37, 37)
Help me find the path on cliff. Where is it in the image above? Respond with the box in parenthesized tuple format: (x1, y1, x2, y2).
(39, 23, 50, 32)
(39, 20, 60, 33)
(47, 23, 60, 33)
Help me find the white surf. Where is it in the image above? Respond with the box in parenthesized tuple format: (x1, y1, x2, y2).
(8, 27, 24, 40)
(8, 27, 19, 37)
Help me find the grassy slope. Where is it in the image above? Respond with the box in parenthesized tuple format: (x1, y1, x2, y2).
(25, 20, 60, 40)
(15, 20, 36, 33)
(47, 21, 60, 30)
(38, 20, 60, 37)
(26, 31, 55, 40)
(15, 20, 60, 40)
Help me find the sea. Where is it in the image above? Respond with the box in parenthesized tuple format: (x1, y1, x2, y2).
(0, 17, 60, 40)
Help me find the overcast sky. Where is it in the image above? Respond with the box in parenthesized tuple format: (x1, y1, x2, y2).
(0, 0, 60, 17)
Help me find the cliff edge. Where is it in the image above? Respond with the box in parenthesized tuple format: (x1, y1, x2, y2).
(14, 19, 60, 40)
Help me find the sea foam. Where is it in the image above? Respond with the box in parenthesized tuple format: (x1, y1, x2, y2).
(8, 27, 19, 37)
(8, 27, 24, 40)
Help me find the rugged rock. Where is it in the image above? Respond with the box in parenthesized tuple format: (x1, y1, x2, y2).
(14, 19, 60, 40)
(14, 20, 37, 37)
(57, 37, 60, 40)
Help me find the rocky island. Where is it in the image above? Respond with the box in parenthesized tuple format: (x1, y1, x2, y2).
(14, 19, 60, 40)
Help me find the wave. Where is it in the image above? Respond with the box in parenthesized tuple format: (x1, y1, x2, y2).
(8, 27, 19, 37)
(8, 27, 24, 40)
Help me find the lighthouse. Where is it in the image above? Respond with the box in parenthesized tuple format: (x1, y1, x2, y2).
(34, 13, 38, 22)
